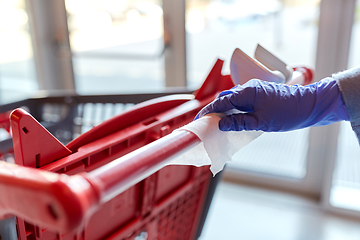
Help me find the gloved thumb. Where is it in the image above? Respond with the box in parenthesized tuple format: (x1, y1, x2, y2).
(219, 113, 260, 131)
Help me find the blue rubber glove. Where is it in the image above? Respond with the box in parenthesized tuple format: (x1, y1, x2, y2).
(195, 78, 350, 132)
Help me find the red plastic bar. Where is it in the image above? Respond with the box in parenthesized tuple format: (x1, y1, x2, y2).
(87, 130, 201, 203)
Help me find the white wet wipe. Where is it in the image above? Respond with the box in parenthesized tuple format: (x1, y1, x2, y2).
(169, 113, 263, 175)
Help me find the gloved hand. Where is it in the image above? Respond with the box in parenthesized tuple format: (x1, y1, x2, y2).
(195, 78, 350, 132)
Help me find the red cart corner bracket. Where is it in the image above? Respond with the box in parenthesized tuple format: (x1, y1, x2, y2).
(0, 59, 234, 240)
(10, 109, 72, 168)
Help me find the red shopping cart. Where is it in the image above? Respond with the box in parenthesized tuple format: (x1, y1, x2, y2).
(0, 59, 232, 240)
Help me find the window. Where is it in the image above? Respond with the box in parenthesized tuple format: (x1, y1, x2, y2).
(65, 0, 165, 94)
(0, 0, 37, 103)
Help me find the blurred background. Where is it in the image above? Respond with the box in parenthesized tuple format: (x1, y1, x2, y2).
(1, 0, 360, 239)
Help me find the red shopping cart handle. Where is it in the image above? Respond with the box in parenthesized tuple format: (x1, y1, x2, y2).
(0, 130, 200, 233)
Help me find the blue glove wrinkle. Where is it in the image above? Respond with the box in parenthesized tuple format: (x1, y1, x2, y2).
(228, 91, 253, 113)
(219, 112, 261, 131)
(218, 90, 234, 98)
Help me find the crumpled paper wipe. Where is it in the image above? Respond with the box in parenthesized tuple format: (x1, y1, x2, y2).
(169, 113, 263, 175)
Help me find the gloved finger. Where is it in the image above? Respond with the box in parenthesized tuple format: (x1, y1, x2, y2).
(218, 113, 261, 131)
(196, 93, 253, 120)
(211, 94, 250, 113)
(195, 91, 234, 120)
(195, 86, 254, 120)
(195, 97, 233, 120)
(194, 102, 216, 120)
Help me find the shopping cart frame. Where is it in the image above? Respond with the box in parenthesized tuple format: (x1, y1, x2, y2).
(0, 59, 230, 240)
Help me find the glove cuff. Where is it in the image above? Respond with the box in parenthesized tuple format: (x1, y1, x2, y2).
(334, 66, 360, 142)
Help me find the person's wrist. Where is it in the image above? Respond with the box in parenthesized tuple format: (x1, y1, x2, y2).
(334, 82, 350, 121)
(310, 78, 350, 125)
